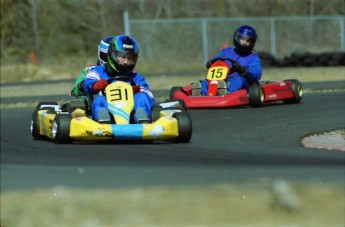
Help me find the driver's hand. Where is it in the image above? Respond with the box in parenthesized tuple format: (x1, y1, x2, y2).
(132, 85, 141, 94)
(232, 62, 247, 76)
(93, 79, 108, 93)
(206, 60, 213, 69)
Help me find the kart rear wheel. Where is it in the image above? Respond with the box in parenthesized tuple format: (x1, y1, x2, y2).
(52, 114, 71, 144)
(36, 101, 58, 110)
(31, 111, 44, 140)
(169, 86, 183, 99)
(172, 112, 192, 143)
(249, 83, 264, 107)
(283, 79, 303, 104)
(151, 105, 163, 122)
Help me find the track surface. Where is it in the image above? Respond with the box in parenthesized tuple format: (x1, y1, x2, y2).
(1, 83, 344, 190)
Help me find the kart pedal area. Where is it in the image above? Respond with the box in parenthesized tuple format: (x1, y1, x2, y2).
(192, 81, 201, 96)
(97, 107, 111, 124)
(135, 107, 150, 123)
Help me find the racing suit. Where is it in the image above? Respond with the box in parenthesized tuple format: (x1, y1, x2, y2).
(83, 66, 156, 122)
(71, 66, 94, 96)
(201, 47, 262, 95)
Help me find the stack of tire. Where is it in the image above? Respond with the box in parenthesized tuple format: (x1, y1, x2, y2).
(259, 51, 345, 67)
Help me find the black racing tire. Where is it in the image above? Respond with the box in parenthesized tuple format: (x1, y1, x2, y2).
(249, 83, 264, 107)
(169, 86, 183, 99)
(172, 112, 192, 143)
(151, 105, 163, 122)
(52, 114, 71, 144)
(31, 111, 44, 140)
(36, 101, 58, 110)
(283, 79, 303, 104)
(164, 98, 187, 111)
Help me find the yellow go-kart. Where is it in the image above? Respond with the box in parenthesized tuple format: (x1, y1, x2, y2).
(31, 76, 192, 144)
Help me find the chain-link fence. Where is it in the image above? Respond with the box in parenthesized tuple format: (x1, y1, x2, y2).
(125, 12, 345, 73)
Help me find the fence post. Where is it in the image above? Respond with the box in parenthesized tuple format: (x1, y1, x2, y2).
(270, 17, 276, 56)
(124, 11, 130, 36)
(339, 16, 344, 51)
(201, 19, 208, 63)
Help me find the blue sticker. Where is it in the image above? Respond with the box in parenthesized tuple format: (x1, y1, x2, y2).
(111, 124, 144, 140)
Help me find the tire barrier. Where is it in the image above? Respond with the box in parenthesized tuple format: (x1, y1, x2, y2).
(259, 52, 345, 67)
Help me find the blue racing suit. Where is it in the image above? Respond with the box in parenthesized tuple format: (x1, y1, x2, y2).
(83, 66, 156, 122)
(201, 47, 262, 95)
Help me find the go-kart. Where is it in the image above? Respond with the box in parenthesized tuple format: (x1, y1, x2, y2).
(170, 57, 303, 108)
(31, 76, 192, 143)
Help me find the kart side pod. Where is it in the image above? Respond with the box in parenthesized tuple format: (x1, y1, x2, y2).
(249, 80, 303, 107)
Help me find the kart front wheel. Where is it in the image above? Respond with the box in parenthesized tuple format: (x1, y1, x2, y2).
(249, 83, 264, 107)
(169, 86, 183, 99)
(31, 111, 44, 140)
(283, 79, 303, 104)
(52, 114, 71, 144)
(173, 112, 192, 143)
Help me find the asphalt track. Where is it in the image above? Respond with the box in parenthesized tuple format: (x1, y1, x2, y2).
(1, 81, 345, 191)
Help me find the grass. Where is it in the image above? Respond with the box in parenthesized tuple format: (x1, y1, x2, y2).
(1, 181, 344, 226)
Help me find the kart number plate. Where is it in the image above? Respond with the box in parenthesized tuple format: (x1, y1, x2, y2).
(206, 66, 229, 80)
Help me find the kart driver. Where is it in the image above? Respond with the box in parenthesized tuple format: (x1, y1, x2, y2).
(194, 24, 262, 95)
(71, 36, 115, 97)
(82, 35, 156, 123)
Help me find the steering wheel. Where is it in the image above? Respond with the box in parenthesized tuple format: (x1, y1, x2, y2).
(106, 75, 136, 86)
(208, 57, 237, 66)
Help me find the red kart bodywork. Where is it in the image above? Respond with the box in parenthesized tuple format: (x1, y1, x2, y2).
(170, 80, 303, 109)
(172, 84, 249, 108)
(261, 81, 297, 102)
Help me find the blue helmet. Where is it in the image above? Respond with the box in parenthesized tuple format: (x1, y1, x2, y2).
(97, 36, 115, 66)
(233, 25, 257, 55)
(107, 35, 139, 74)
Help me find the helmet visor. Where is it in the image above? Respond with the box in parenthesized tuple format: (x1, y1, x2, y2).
(234, 33, 256, 47)
(110, 50, 138, 66)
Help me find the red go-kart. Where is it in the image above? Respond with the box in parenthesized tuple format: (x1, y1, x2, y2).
(170, 57, 303, 108)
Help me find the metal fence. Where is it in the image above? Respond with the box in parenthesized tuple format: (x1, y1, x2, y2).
(124, 12, 344, 73)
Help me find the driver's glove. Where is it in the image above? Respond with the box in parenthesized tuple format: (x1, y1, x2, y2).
(232, 62, 247, 76)
(93, 79, 108, 93)
(132, 85, 141, 94)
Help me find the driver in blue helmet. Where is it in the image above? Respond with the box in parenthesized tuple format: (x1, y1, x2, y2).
(82, 35, 156, 123)
(194, 25, 262, 96)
